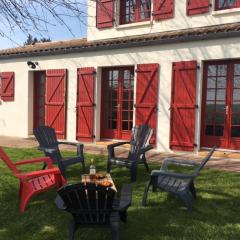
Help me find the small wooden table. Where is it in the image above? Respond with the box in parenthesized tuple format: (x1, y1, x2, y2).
(81, 173, 117, 192)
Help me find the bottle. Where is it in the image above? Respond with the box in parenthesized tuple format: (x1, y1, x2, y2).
(89, 158, 96, 179)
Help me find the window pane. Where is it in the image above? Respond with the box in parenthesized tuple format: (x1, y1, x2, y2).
(140, 0, 151, 20)
(233, 89, 240, 101)
(215, 126, 224, 136)
(218, 0, 237, 9)
(232, 114, 240, 125)
(216, 89, 226, 101)
(231, 126, 240, 137)
(232, 103, 240, 113)
(122, 121, 129, 130)
(217, 65, 227, 76)
(208, 65, 217, 76)
(206, 101, 215, 113)
(216, 103, 225, 113)
(207, 77, 216, 88)
(217, 77, 227, 88)
(205, 125, 214, 136)
(215, 114, 225, 125)
(207, 90, 215, 101)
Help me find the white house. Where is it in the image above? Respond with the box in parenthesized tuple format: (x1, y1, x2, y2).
(0, 0, 240, 152)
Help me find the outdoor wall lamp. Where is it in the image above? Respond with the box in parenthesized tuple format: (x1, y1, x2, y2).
(27, 61, 38, 69)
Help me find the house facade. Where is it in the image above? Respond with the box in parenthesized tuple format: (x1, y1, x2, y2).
(1, 0, 240, 152)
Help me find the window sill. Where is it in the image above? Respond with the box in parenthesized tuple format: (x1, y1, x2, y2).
(212, 7, 240, 16)
(116, 21, 152, 30)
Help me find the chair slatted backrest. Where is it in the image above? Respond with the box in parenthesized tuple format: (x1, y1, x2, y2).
(34, 126, 59, 148)
(0, 147, 20, 174)
(34, 126, 62, 162)
(129, 125, 153, 157)
(57, 183, 116, 224)
(194, 146, 216, 177)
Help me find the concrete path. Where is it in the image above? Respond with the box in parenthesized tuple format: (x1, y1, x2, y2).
(0, 136, 240, 173)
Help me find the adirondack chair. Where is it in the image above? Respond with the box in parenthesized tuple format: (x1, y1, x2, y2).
(142, 146, 216, 211)
(107, 125, 153, 182)
(55, 183, 132, 240)
(34, 126, 85, 178)
(0, 147, 66, 213)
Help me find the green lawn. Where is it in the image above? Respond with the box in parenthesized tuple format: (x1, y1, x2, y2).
(0, 147, 240, 240)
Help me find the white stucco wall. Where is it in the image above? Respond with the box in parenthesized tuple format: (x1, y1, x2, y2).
(0, 37, 240, 151)
(87, 0, 240, 41)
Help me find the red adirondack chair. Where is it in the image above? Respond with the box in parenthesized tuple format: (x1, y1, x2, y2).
(0, 147, 67, 213)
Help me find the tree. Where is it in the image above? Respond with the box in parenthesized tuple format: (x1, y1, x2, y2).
(24, 34, 51, 45)
(0, 0, 88, 45)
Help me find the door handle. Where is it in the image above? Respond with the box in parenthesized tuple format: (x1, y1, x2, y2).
(225, 105, 229, 115)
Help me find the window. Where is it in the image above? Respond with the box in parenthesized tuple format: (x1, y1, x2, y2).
(215, 0, 240, 10)
(120, 0, 151, 25)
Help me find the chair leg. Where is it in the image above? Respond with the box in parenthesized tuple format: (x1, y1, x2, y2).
(69, 220, 78, 240)
(130, 164, 137, 182)
(189, 180, 197, 200)
(142, 181, 151, 206)
(20, 191, 32, 213)
(59, 165, 67, 179)
(144, 161, 150, 173)
(180, 191, 193, 212)
(110, 220, 119, 240)
(107, 160, 112, 173)
(81, 159, 86, 173)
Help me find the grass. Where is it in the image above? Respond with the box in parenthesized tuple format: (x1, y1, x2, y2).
(0, 147, 240, 240)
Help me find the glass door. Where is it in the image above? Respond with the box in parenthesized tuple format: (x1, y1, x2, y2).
(33, 71, 46, 130)
(201, 61, 240, 149)
(101, 67, 134, 140)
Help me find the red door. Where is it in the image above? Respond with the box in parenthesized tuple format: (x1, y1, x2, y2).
(33, 71, 46, 129)
(135, 64, 159, 144)
(170, 61, 198, 151)
(201, 60, 240, 149)
(45, 69, 67, 139)
(101, 67, 134, 140)
(76, 67, 95, 142)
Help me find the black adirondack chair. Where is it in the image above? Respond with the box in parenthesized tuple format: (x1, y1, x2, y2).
(107, 125, 153, 182)
(142, 146, 216, 211)
(55, 183, 132, 240)
(34, 126, 85, 178)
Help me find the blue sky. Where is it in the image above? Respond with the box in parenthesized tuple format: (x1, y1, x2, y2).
(0, 2, 88, 49)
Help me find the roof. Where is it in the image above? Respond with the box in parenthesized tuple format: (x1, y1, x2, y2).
(1, 22, 240, 59)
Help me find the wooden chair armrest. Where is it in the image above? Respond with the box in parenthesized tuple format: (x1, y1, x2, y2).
(37, 146, 57, 154)
(15, 168, 61, 180)
(151, 170, 195, 179)
(15, 157, 53, 168)
(161, 159, 199, 172)
(107, 142, 130, 159)
(57, 142, 84, 157)
(118, 184, 132, 211)
(107, 141, 130, 150)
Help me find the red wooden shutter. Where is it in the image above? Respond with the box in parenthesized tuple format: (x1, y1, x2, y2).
(0, 72, 14, 101)
(135, 64, 159, 144)
(96, 0, 114, 29)
(153, 0, 174, 20)
(45, 69, 67, 139)
(187, 0, 210, 16)
(170, 61, 197, 151)
(76, 67, 96, 142)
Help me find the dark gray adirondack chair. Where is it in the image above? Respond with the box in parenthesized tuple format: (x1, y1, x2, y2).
(34, 126, 85, 178)
(142, 146, 216, 211)
(55, 183, 132, 240)
(107, 125, 153, 182)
